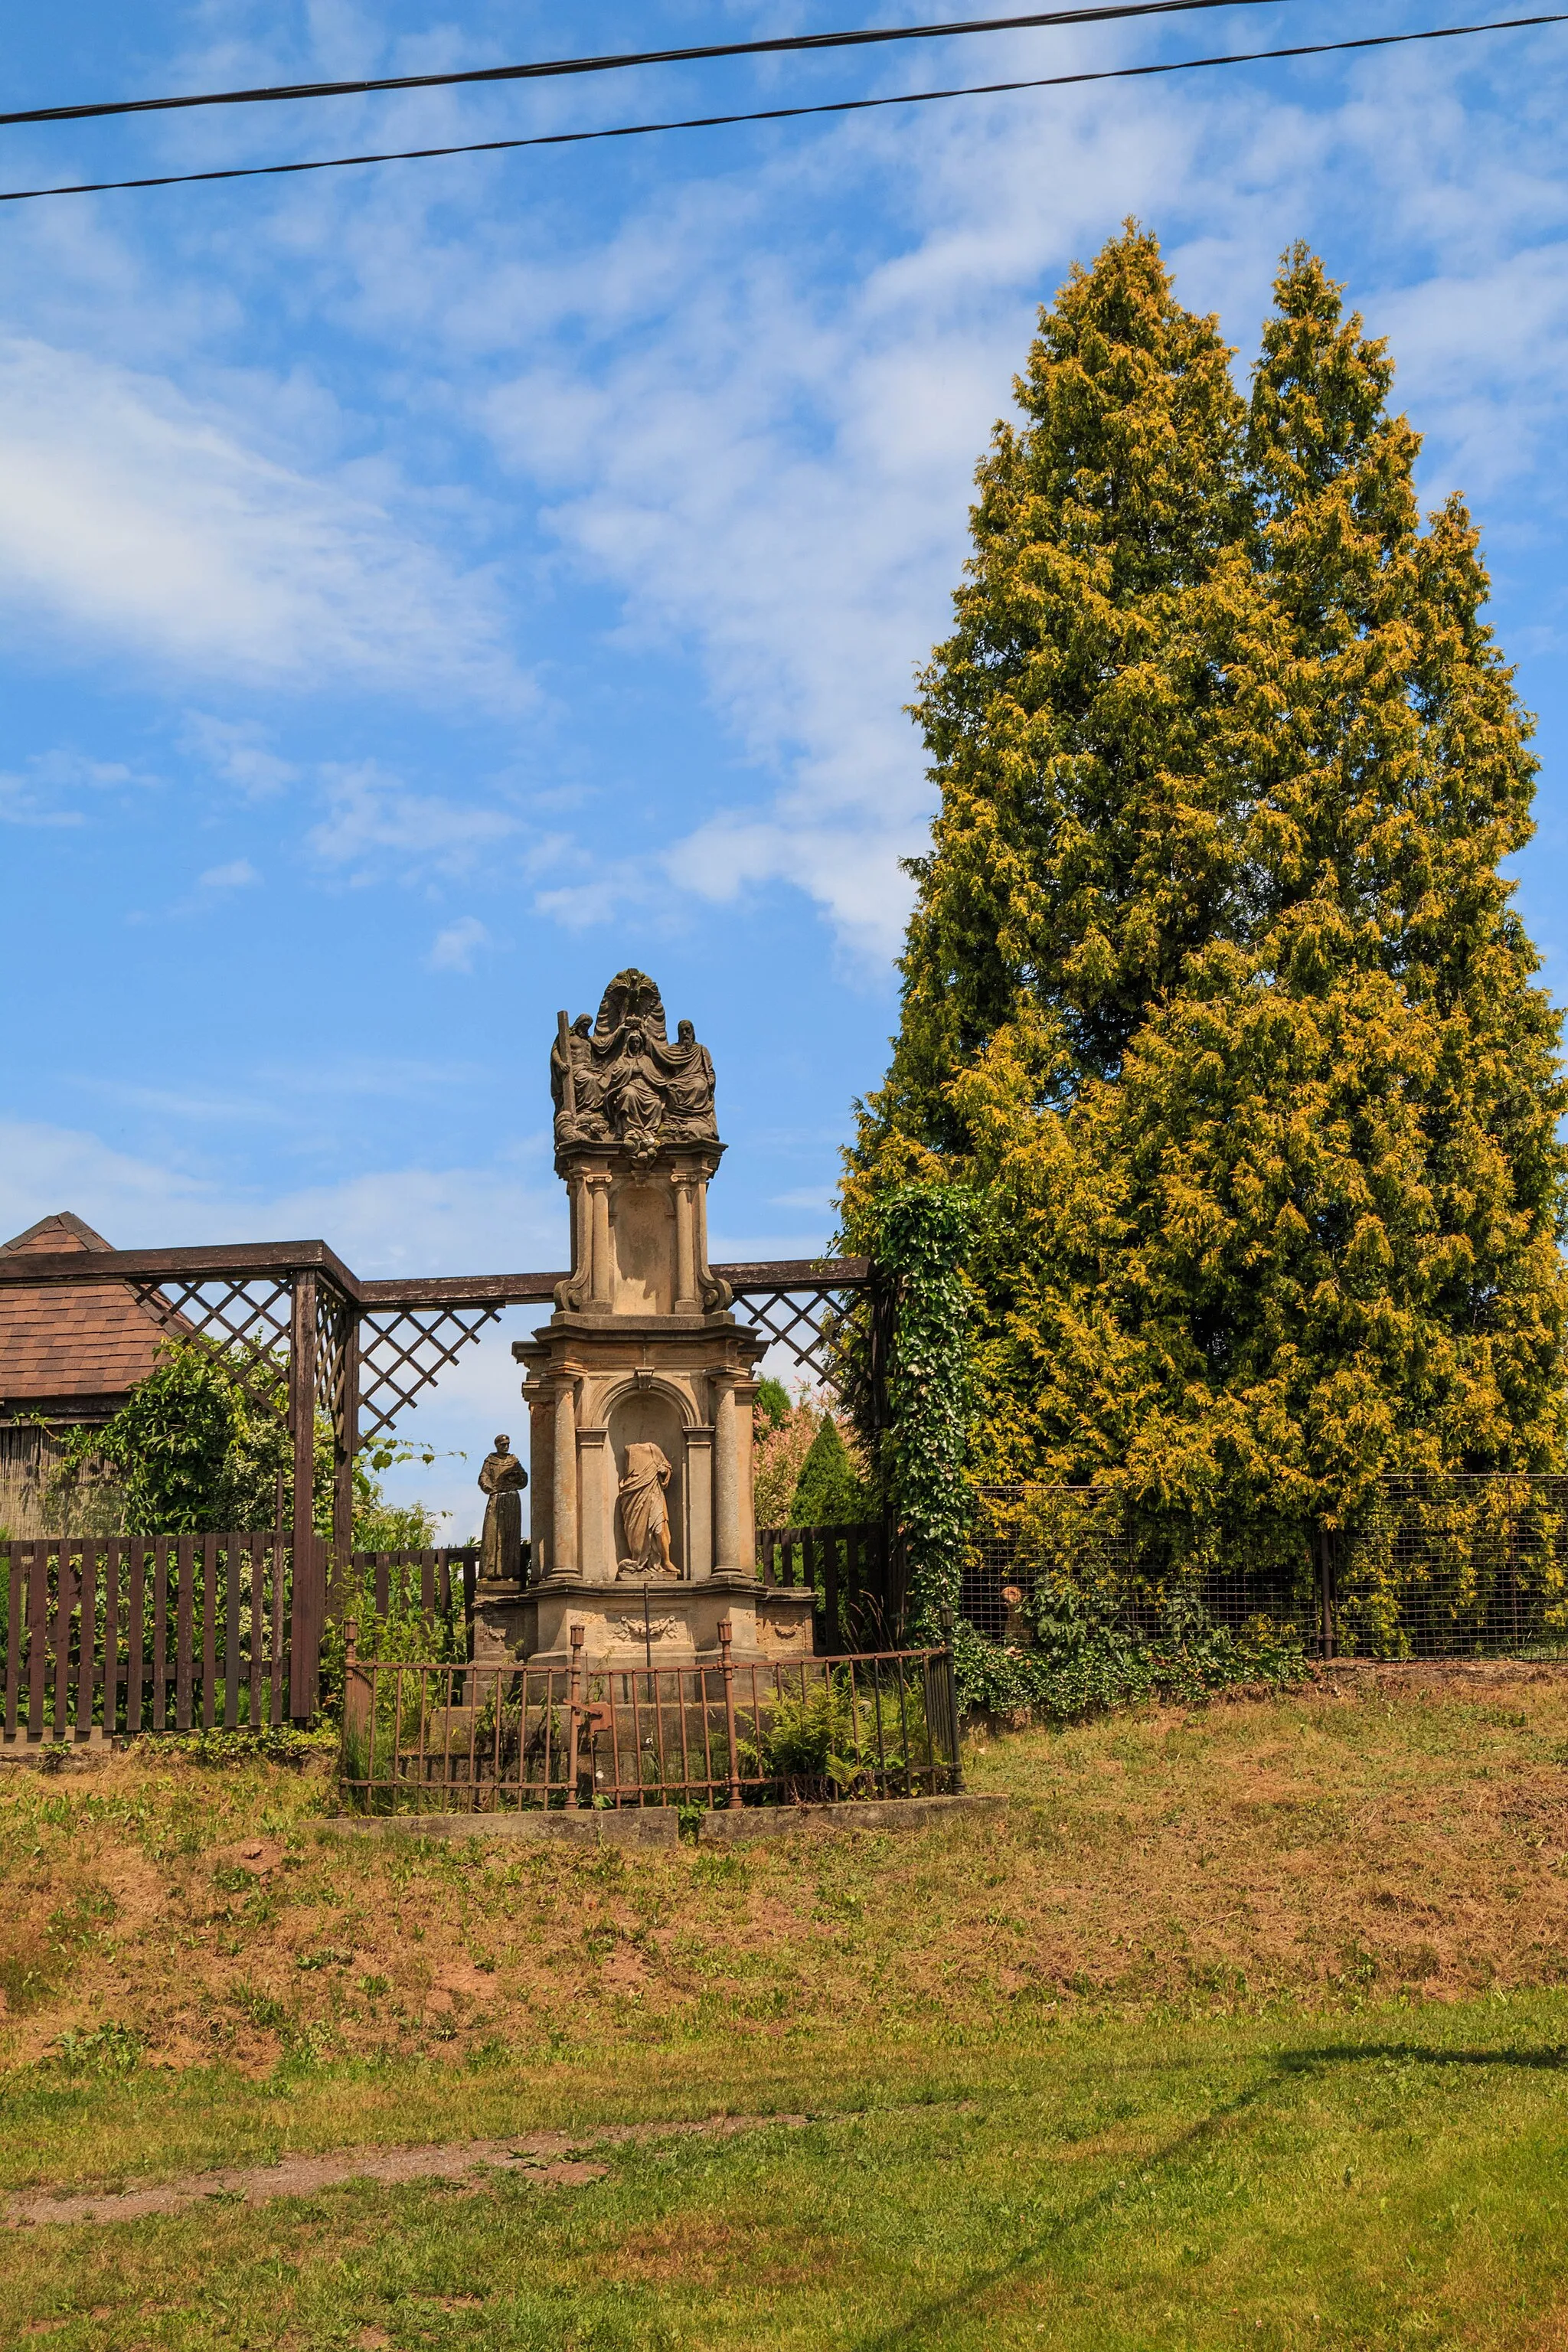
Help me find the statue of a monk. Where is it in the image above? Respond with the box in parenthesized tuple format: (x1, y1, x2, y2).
(479, 1435, 527, 1585)
(616, 1441, 678, 1579)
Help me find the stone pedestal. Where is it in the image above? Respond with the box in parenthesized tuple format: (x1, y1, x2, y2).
(474, 969, 813, 1671)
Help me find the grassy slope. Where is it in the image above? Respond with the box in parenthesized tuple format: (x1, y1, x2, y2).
(3, 1667, 1568, 2347)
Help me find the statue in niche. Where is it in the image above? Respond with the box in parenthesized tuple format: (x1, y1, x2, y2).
(550, 970, 720, 1157)
(616, 1441, 679, 1579)
(478, 1436, 527, 1585)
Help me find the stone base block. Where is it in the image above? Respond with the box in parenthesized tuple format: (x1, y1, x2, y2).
(472, 1573, 817, 1672)
(697, 1792, 1003, 1841)
(325, 1807, 679, 1847)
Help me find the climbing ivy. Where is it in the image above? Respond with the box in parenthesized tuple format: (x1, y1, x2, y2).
(843, 1181, 978, 1639)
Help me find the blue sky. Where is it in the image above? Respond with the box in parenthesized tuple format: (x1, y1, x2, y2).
(5, 0, 1567, 1529)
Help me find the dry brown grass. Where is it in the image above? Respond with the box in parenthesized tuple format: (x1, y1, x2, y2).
(2, 1659, 1566, 2076)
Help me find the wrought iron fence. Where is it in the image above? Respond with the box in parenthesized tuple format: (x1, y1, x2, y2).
(964, 1477, 1568, 1663)
(338, 1619, 962, 1813)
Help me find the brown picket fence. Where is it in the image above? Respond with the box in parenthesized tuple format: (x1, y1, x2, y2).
(0, 1536, 480, 1744)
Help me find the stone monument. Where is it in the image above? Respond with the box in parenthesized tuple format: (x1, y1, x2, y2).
(485, 969, 815, 1671)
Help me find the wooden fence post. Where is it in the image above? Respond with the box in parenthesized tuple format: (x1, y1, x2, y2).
(331, 1298, 361, 1599)
(939, 1604, 963, 1792)
(341, 1622, 371, 1789)
(289, 1270, 322, 1721)
(1317, 1526, 1336, 1661)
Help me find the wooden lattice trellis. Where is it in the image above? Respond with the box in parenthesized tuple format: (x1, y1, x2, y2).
(130, 1274, 292, 1406)
(357, 1306, 503, 1442)
(733, 1284, 848, 1389)
(721, 1259, 873, 1401)
(0, 1242, 876, 1716)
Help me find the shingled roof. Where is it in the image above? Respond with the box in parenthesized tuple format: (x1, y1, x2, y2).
(0, 1212, 173, 1414)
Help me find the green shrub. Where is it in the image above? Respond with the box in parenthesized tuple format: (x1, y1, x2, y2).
(788, 1415, 873, 1527)
(954, 1578, 1308, 1723)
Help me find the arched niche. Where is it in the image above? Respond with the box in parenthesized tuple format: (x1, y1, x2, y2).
(607, 1383, 686, 1575)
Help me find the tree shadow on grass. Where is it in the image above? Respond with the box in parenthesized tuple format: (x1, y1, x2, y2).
(848, 2036, 1568, 2350)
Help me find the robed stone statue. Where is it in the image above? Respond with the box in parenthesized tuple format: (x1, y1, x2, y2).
(616, 1442, 678, 1579)
(479, 1435, 527, 1585)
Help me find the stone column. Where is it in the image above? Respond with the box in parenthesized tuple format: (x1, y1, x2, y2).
(713, 1374, 743, 1572)
(737, 1387, 756, 1571)
(673, 1176, 698, 1314)
(553, 1378, 579, 1577)
(577, 1426, 610, 1579)
(528, 1389, 554, 1576)
(684, 1425, 714, 1576)
(696, 1181, 713, 1287)
(589, 1174, 612, 1308)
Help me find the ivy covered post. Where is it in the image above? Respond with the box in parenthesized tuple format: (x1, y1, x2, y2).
(857, 1183, 978, 1642)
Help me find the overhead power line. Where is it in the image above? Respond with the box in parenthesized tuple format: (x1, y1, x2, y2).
(0, 2, 1295, 130)
(0, 11, 1561, 205)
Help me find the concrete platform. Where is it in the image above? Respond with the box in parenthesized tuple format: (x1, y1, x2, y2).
(322, 1792, 1002, 1847)
(695, 1792, 1003, 1842)
(325, 1806, 681, 1847)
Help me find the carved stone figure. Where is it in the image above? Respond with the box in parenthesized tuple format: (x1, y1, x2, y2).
(551, 1014, 611, 1145)
(479, 1435, 527, 1585)
(664, 1019, 717, 1140)
(617, 1440, 678, 1578)
(551, 971, 720, 1158)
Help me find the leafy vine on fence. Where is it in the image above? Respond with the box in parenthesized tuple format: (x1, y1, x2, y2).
(848, 1181, 978, 1641)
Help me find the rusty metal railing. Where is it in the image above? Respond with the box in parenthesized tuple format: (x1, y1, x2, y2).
(338, 1617, 961, 1814)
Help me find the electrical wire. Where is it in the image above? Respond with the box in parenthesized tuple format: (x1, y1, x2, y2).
(0, 2, 1298, 131)
(0, 10, 1560, 205)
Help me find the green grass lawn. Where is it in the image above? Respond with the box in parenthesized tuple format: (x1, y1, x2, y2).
(5, 1998, 1568, 2348)
(5, 1670, 1568, 2347)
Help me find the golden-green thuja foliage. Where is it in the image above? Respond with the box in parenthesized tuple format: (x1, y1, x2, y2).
(847, 227, 1567, 1565)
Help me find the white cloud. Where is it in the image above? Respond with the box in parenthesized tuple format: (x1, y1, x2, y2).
(458, 28, 1568, 959)
(182, 713, 301, 801)
(0, 1119, 212, 1247)
(426, 915, 491, 973)
(0, 748, 153, 826)
(0, 1116, 564, 1277)
(306, 762, 519, 882)
(0, 335, 524, 704)
(198, 858, 261, 891)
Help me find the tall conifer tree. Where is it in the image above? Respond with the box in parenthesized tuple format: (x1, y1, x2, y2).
(848, 229, 1566, 1550)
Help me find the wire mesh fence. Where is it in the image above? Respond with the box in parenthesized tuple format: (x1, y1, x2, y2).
(964, 1477, 1568, 1662)
(338, 1619, 962, 1814)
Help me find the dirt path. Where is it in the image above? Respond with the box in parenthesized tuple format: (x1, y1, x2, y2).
(5, 2112, 820, 2230)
